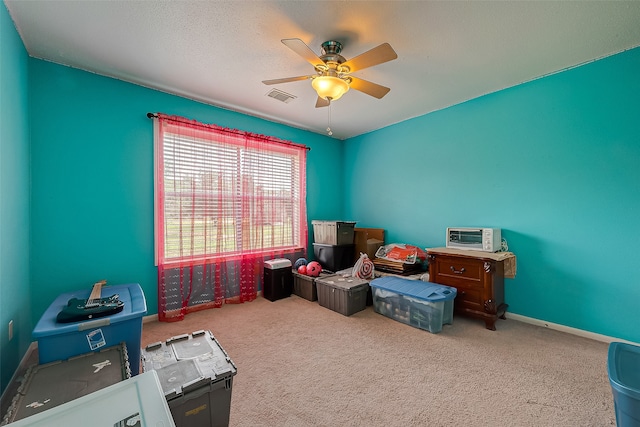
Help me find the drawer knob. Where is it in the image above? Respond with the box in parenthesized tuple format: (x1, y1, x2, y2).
(450, 266, 465, 274)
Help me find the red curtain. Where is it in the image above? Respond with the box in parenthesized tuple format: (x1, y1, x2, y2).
(154, 114, 307, 321)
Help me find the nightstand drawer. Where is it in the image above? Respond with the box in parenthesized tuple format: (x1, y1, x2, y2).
(427, 248, 508, 331)
(431, 256, 484, 289)
(454, 288, 484, 311)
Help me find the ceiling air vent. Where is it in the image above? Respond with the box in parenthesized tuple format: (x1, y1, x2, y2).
(266, 89, 297, 104)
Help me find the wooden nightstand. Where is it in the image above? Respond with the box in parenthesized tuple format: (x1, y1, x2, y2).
(427, 247, 515, 330)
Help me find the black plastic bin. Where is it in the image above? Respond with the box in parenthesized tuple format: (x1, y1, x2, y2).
(313, 243, 355, 272)
(142, 330, 237, 427)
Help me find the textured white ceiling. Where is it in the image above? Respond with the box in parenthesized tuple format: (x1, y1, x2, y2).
(5, 1, 640, 140)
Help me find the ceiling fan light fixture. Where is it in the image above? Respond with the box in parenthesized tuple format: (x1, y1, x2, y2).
(311, 75, 349, 101)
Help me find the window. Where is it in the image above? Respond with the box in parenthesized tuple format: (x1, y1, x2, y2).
(154, 114, 308, 266)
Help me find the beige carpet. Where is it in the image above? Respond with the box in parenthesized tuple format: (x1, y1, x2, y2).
(141, 295, 616, 427)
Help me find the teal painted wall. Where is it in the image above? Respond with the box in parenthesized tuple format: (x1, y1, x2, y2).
(3, 0, 638, 394)
(343, 47, 640, 343)
(0, 3, 32, 394)
(28, 59, 341, 326)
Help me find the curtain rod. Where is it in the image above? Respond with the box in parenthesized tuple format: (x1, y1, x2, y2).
(146, 113, 310, 151)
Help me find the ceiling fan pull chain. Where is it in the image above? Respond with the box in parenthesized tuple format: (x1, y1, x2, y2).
(327, 103, 333, 136)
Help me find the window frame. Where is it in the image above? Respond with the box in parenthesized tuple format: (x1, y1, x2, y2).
(153, 114, 307, 267)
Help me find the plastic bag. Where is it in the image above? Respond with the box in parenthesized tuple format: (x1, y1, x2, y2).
(374, 244, 427, 264)
(352, 253, 375, 279)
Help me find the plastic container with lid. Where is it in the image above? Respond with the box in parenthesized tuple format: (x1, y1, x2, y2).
(608, 341, 640, 426)
(142, 330, 237, 427)
(315, 275, 369, 316)
(32, 283, 147, 374)
(370, 276, 457, 334)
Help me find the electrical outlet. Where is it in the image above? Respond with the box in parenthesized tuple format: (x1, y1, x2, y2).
(8, 320, 13, 341)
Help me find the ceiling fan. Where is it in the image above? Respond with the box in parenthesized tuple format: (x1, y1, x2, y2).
(262, 38, 398, 108)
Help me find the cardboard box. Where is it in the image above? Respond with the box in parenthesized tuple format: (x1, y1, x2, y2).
(354, 227, 385, 261)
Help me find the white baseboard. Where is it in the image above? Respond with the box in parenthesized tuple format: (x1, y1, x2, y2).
(143, 314, 158, 323)
(506, 312, 639, 346)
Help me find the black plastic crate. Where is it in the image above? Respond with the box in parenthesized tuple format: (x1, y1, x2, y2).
(312, 243, 355, 272)
(316, 275, 369, 316)
(142, 330, 237, 427)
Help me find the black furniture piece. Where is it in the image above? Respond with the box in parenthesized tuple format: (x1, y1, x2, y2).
(263, 258, 293, 301)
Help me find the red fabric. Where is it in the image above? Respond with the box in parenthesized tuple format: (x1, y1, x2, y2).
(154, 113, 308, 322)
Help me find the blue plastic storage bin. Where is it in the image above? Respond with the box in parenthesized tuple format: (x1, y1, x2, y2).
(370, 276, 456, 334)
(608, 342, 640, 426)
(32, 283, 147, 374)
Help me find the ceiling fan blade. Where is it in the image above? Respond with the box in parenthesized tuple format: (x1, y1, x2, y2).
(341, 43, 398, 73)
(348, 76, 391, 99)
(262, 75, 312, 85)
(315, 96, 330, 108)
(282, 38, 325, 68)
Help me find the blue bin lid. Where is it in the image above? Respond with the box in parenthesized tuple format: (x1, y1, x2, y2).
(370, 276, 456, 302)
(33, 283, 147, 338)
(608, 342, 640, 400)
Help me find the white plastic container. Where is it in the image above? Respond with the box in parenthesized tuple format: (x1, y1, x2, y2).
(312, 220, 356, 245)
(2, 371, 175, 427)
